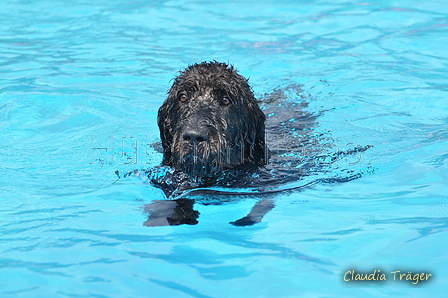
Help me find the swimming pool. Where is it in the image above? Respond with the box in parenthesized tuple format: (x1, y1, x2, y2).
(1, 0, 447, 296)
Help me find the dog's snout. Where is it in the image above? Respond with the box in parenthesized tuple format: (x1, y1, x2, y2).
(182, 126, 209, 143)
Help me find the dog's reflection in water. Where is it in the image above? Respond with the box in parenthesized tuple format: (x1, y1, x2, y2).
(143, 199, 199, 227)
(143, 197, 274, 227)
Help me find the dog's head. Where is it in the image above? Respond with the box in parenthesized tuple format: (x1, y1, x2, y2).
(158, 61, 267, 179)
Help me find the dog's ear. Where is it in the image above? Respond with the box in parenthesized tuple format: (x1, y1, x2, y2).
(234, 77, 268, 165)
(157, 100, 173, 166)
(248, 101, 268, 165)
(229, 78, 268, 166)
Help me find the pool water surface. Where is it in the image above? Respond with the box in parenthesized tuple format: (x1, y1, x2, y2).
(1, 0, 447, 297)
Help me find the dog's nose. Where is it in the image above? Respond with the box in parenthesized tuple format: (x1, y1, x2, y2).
(182, 126, 209, 143)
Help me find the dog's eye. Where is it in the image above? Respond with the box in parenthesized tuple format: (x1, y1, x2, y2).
(221, 96, 230, 105)
(179, 93, 189, 102)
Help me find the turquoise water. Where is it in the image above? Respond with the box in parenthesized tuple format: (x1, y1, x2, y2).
(1, 0, 447, 297)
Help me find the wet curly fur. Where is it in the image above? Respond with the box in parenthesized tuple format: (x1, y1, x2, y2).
(157, 61, 268, 179)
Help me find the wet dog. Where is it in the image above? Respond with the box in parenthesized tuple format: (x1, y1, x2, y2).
(142, 62, 371, 226)
(157, 61, 268, 180)
(142, 62, 273, 226)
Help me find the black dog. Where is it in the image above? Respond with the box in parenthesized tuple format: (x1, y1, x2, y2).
(157, 61, 268, 180)
(141, 62, 274, 226)
(141, 62, 371, 226)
